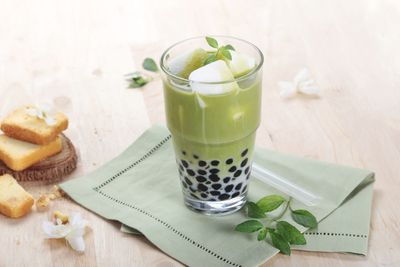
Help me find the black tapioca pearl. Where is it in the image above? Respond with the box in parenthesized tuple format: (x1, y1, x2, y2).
(198, 160, 207, 167)
(225, 158, 233, 165)
(181, 182, 188, 189)
(225, 184, 234, 192)
(198, 169, 207, 175)
(246, 173, 251, 180)
(241, 149, 249, 157)
(244, 166, 250, 174)
(241, 185, 248, 193)
(181, 160, 189, 168)
(233, 170, 242, 178)
(209, 168, 220, 174)
(223, 177, 231, 183)
(189, 187, 196, 192)
(206, 181, 211, 185)
(211, 160, 219, 166)
(209, 174, 220, 182)
(201, 193, 208, 198)
(218, 194, 230, 201)
(198, 184, 208, 192)
(210, 191, 220, 196)
(231, 192, 240, 198)
(195, 176, 206, 183)
(187, 169, 195, 176)
(184, 177, 192, 186)
(182, 150, 186, 155)
(229, 166, 237, 172)
(179, 164, 184, 171)
(240, 158, 248, 167)
(235, 183, 243, 190)
(193, 154, 199, 159)
(211, 183, 222, 190)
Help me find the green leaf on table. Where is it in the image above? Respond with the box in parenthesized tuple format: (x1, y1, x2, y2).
(204, 54, 217, 65)
(127, 72, 149, 88)
(247, 202, 266, 218)
(224, 44, 235, 51)
(142, 58, 159, 72)
(206, 36, 219, 48)
(235, 220, 263, 233)
(220, 48, 232, 60)
(257, 228, 267, 241)
(276, 221, 306, 245)
(269, 230, 291, 255)
(256, 195, 286, 213)
(291, 209, 318, 228)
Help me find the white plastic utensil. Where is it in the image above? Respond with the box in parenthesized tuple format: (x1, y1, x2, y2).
(251, 162, 321, 206)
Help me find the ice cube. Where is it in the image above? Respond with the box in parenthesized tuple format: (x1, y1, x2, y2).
(189, 60, 238, 95)
(168, 48, 208, 79)
(228, 51, 256, 77)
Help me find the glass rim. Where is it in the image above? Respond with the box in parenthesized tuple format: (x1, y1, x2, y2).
(160, 35, 264, 85)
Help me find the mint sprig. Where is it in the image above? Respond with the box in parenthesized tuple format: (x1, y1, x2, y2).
(126, 58, 159, 88)
(235, 195, 318, 255)
(204, 36, 235, 65)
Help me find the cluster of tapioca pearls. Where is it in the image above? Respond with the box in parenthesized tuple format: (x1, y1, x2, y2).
(178, 148, 251, 201)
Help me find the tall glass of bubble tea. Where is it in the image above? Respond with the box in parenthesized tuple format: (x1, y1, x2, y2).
(161, 36, 263, 215)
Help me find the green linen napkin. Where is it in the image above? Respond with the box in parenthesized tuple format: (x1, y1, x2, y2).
(60, 125, 374, 267)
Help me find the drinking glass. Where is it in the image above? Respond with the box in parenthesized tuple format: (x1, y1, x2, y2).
(161, 36, 263, 215)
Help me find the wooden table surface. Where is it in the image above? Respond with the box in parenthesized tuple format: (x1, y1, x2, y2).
(1, 0, 399, 266)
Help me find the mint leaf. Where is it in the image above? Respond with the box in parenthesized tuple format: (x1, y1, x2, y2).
(127, 72, 149, 88)
(220, 48, 232, 60)
(235, 220, 263, 233)
(224, 44, 235, 51)
(142, 58, 158, 72)
(291, 210, 318, 228)
(276, 221, 306, 245)
(204, 54, 217, 65)
(247, 202, 266, 218)
(269, 231, 291, 255)
(206, 36, 218, 49)
(257, 228, 267, 241)
(257, 195, 286, 212)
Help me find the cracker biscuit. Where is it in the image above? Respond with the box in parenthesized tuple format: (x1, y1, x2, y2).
(1, 106, 68, 145)
(0, 174, 34, 218)
(0, 135, 62, 171)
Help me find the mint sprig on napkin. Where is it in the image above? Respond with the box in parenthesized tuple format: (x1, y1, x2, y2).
(235, 195, 318, 255)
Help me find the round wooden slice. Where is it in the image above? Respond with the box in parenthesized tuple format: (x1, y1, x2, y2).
(0, 134, 78, 182)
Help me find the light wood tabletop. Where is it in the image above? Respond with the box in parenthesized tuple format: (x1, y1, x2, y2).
(0, 0, 399, 266)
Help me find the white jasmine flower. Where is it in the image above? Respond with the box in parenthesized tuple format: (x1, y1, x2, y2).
(278, 68, 320, 98)
(42, 212, 89, 252)
(25, 103, 57, 126)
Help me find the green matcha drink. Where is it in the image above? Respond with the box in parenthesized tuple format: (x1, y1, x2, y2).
(161, 36, 263, 215)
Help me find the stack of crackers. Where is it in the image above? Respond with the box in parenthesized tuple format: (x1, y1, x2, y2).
(0, 105, 68, 218)
(0, 106, 68, 171)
